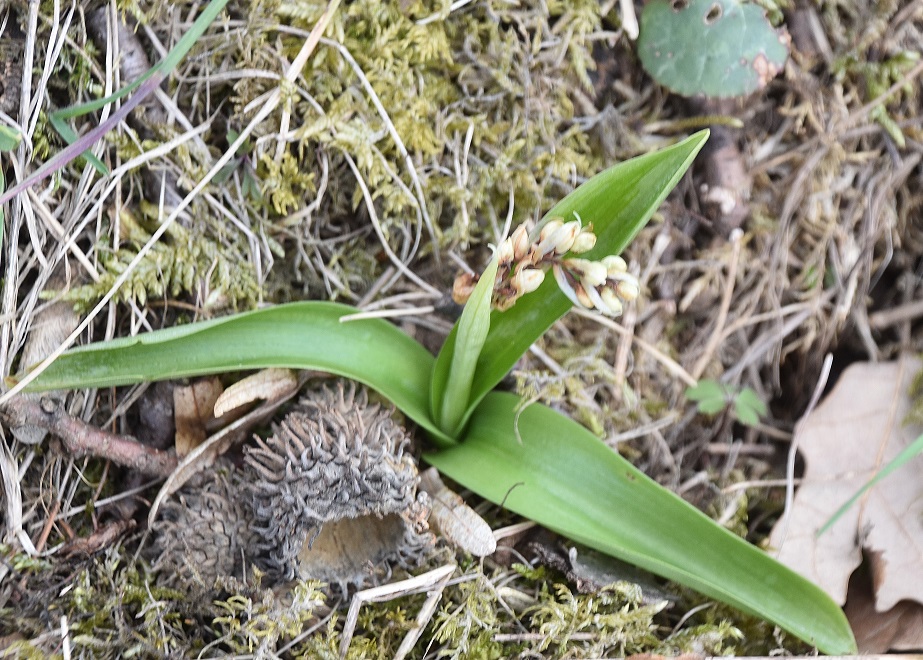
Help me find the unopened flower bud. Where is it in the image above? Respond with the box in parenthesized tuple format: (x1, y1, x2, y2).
(570, 230, 597, 254)
(574, 283, 593, 309)
(538, 219, 563, 243)
(511, 267, 545, 296)
(510, 224, 531, 261)
(565, 259, 608, 287)
(601, 255, 628, 277)
(552, 221, 582, 255)
(496, 237, 514, 265)
(537, 219, 569, 256)
(599, 289, 624, 317)
(452, 273, 477, 305)
(615, 278, 640, 302)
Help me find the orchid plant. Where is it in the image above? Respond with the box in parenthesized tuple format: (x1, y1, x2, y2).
(14, 131, 856, 653)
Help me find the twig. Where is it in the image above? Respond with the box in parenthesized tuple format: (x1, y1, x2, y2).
(773, 352, 833, 557)
(869, 298, 923, 329)
(0, 397, 177, 477)
(692, 229, 742, 380)
(340, 564, 456, 659)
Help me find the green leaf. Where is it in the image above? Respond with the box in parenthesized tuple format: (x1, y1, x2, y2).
(463, 131, 709, 421)
(431, 256, 499, 438)
(685, 379, 725, 404)
(19, 302, 450, 445)
(638, 0, 789, 99)
(734, 387, 767, 427)
(425, 392, 857, 654)
(0, 125, 22, 152)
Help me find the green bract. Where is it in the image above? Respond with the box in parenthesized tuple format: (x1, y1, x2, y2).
(17, 131, 857, 654)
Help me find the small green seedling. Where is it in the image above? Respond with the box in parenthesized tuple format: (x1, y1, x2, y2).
(213, 129, 263, 203)
(686, 379, 768, 427)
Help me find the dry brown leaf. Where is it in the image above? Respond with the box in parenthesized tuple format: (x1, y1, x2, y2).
(844, 557, 923, 652)
(213, 368, 299, 418)
(419, 468, 496, 557)
(769, 355, 923, 611)
(173, 377, 224, 456)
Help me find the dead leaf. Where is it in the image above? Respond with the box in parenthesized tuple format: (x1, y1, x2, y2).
(212, 368, 299, 418)
(148, 384, 304, 527)
(173, 377, 224, 456)
(769, 355, 923, 611)
(844, 555, 923, 652)
(418, 468, 496, 557)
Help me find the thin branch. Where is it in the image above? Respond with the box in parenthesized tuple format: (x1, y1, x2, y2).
(0, 397, 177, 477)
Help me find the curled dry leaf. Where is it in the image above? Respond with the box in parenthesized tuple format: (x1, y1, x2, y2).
(418, 467, 496, 557)
(173, 377, 224, 456)
(12, 269, 80, 445)
(213, 368, 299, 418)
(769, 355, 923, 612)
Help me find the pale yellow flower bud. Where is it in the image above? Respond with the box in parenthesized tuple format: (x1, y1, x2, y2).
(574, 283, 593, 309)
(511, 267, 545, 296)
(510, 223, 531, 261)
(552, 221, 582, 255)
(496, 237, 514, 265)
(601, 255, 628, 277)
(565, 259, 608, 287)
(599, 288, 624, 317)
(615, 278, 640, 302)
(569, 230, 597, 254)
(538, 219, 563, 243)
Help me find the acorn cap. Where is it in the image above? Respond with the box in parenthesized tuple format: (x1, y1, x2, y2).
(244, 383, 433, 590)
(151, 465, 258, 588)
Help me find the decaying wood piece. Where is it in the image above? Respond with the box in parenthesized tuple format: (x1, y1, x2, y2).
(0, 396, 177, 477)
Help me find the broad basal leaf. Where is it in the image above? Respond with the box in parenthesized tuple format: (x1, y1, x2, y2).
(426, 391, 857, 655)
(18, 302, 450, 444)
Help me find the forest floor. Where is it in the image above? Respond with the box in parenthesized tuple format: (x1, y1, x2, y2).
(1, 0, 922, 657)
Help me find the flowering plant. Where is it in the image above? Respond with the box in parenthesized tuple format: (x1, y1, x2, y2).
(16, 131, 855, 653)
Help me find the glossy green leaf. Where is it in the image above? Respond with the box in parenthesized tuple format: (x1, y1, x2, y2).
(19, 302, 450, 444)
(425, 392, 857, 654)
(464, 131, 709, 419)
(431, 256, 499, 438)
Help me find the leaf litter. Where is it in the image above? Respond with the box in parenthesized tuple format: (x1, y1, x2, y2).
(1, 0, 923, 656)
(770, 355, 923, 649)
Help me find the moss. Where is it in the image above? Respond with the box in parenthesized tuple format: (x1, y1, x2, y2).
(61, 205, 261, 312)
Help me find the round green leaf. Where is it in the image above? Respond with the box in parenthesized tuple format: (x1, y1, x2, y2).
(638, 0, 789, 98)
